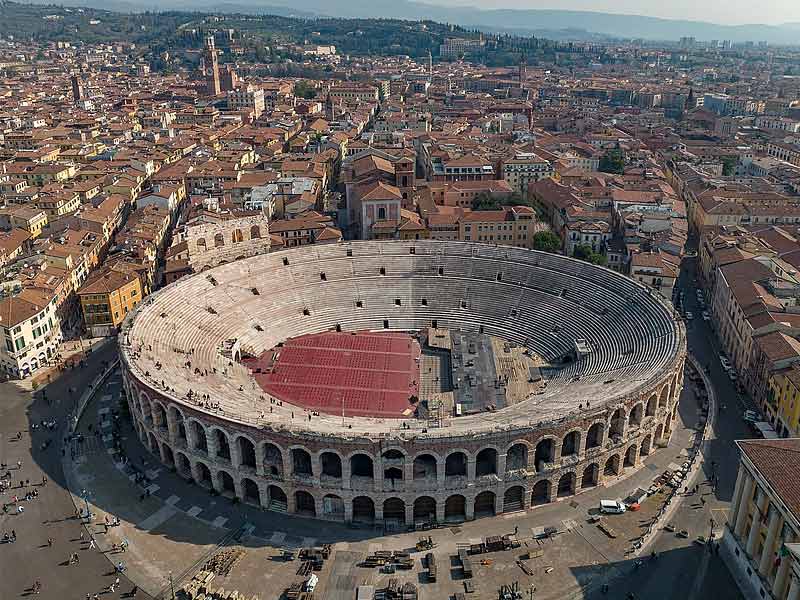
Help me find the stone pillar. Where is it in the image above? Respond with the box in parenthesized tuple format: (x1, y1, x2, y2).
(405, 502, 414, 526)
(375, 455, 384, 493)
(282, 451, 292, 481)
(344, 499, 353, 523)
(774, 541, 793, 598)
(286, 491, 296, 514)
(375, 502, 384, 523)
(230, 437, 242, 470)
(404, 457, 414, 483)
(498, 453, 507, 478)
(495, 493, 504, 516)
(746, 493, 767, 557)
(166, 409, 177, 442)
(435, 500, 445, 523)
(522, 487, 532, 510)
(467, 458, 476, 482)
(436, 459, 445, 486)
(728, 465, 747, 529)
(759, 508, 782, 577)
(341, 459, 352, 491)
(734, 475, 755, 538)
(465, 497, 475, 521)
(233, 478, 244, 500)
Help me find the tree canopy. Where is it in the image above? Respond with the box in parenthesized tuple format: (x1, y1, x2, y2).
(532, 230, 561, 253)
(599, 149, 625, 175)
(573, 244, 607, 266)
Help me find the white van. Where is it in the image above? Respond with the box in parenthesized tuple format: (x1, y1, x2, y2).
(600, 499, 626, 514)
(304, 574, 319, 593)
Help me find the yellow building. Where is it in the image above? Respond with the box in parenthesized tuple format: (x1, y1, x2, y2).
(77, 266, 143, 337)
(769, 364, 800, 437)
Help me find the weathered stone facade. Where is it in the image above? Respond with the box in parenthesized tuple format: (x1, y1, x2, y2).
(186, 215, 270, 272)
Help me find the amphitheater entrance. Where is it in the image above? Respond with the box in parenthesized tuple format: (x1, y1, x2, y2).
(586, 423, 603, 450)
(267, 486, 288, 512)
(474, 491, 496, 518)
(238, 438, 256, 469)
(531, 480, 551, 505)
(295, 491, 316, 517)
(192, 422, 208, 453)
(561, 431, 580, 458)
(214, 430, 231, 461)
(292, 448, 313, 476)
(444, 495, 466, 522)
(413, 454, 437, 480)
(609, 408, 625, 438)
(506, 443, 528, 472)
(217, 471, 236, 497)
(624, 445, 637, 468)
(351, 454, 375, 479)
(604, 454, 620, 476)
(263, 443, 283, 477)
(321, 452, 342, 478)
(413, 496, 436, 523)
(640, 435, 652, 457)
(352, 496, 375, 524)
(242, 478, 260, 506)
(557, 472, 576, 498)
(475, 448, 498, 477)
(445, 452, 467, 478)
(196, 462, 212, 488)
(534, 439, 555, 472)
(322, 494, 344, 520)
(383, 498, 406, 526)
(581, 464, 599, 489)
(503, 486, 525, 513)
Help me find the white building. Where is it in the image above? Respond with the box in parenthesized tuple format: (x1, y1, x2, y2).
(227, 85, 266, 118)
(0, 290, 62, 379)
(502, 153, 554, 194)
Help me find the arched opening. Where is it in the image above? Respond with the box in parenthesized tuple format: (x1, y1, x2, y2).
(238, 437, 256, 469)
(640, 434, 652, 457)
(217, 470, 236, 497)
(534, 439, 555, 472)
(413, 454, 437, 480)
(242, 478, 260, 506)
(322, 494, 344, 520)
(352, 496, 375, 523)
(474, 491, 496, 517)
(350, 454, 374, 479)
(659, 386, 669, 408)
(232, 228, 243, 243)
(531, 480, 551, 505)
(503, 486, 525, 513)
(603, 454, 620, 476)
(506, 443, 529, 472)
(142, 399, 153, 424)
(320, 452, 342, 478)
(262, 443, 283, 477)
(292, 448, 313, 476)
(646, 395, 657, 417)
(162, 443, 175, 467)
(214, 429, 231, 461)
(267, 485, 287, 511)
(581, 463, 599, 489)
(383, 497, 406, 523)
(413, 496, 436, 523)
(445, 452, 467, 477)
(654, 423, 664, 445)
(557, 472, 576, 498)
(250, 225, 261, 239)
(196, 237, 206, 250)
(154, 403, 167, 429)
(609, 407, 625, 438)
(176, 452, 191, 478)
(195, 461, 212, 488)
(444, 494, 466, 522)
(382, 449, 404, 462)
(561, 431, 580, 457)
(384, 467, 403, 481)
(585, 422, 603, 450)
(629, 403, 644, 426)
(148, 432, 158, 453)
(214, 232, 225, 247)
(295, 491, 316, 516)
(475, 448, 498, 476)
(624, 445, 637, 468)
(192, 422, 208, 453)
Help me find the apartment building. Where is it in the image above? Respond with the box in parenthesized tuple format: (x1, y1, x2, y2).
(0, 289, 62, 379)
(77, 266, 143, 337)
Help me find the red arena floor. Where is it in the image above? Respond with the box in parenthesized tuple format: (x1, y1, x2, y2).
(245, 331, 421, 418)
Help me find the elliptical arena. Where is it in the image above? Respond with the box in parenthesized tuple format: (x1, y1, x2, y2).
(119, 240, 685, 527)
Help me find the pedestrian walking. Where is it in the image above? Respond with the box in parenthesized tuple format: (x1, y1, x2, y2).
(89, 538, 96, 550)
(47, 537, 53, 547)
(80, 530, 84, 542)
(129, 585, 138, 597)
(16, 460, 21, 469)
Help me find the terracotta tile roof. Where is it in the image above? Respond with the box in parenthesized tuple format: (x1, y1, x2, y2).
(738, 438, 800, 521)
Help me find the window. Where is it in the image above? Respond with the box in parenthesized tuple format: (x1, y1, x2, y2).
(378, 207, 387, 220)
(131, 290, 137, 297)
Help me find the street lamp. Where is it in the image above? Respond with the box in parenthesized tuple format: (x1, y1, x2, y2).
(168, 571, 175, 600)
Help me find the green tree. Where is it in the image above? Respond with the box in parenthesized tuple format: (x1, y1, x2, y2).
(722, 156, 737, 176)
(294, 80, 317, 99)
(573, 244, 607, 266)
(471, 192, 502, 211)
(599, 149, 625, 174)
(532, 230, 561, 253)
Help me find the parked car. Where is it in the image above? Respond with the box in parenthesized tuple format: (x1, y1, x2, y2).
(600, 500, 626, 514)
(702, 311, 711, 321)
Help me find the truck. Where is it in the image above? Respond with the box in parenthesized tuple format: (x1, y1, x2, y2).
(599, 499, 626, 514)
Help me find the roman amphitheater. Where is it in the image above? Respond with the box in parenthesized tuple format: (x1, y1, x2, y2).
(119, 240, 686, 527)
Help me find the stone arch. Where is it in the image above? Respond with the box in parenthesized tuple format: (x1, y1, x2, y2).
(232, 228, 244, 243)
(557, 471, 576, 497)
(352, 496, 375, 523)
(445, 451, 467, 477)
(603, 454, 620, 476)
(295, 490, 316, 516)
(349, 453, 374, 479)
(169, 405, 187, 442)
(585, 422, 604, 450)
(581, 463, 599, 489)
(320, 451, 343, 478)
(413, 453, 438, 480)
(474, 490, 496, 517)
(194, 460, 212, 488)
(196, 237, 206, 250)
(534, 437, 555, 472)
(531, 479, 551, 505)
(444, 494, 466, 521)
(147, 432, 158, 453)
(413, 496, 436, 523)
(322, 494, 344, 520)
(141, 395, 153, 423)
(241, 477, 260, 506)
(250, 225, 261, 239)
(267, 485, 288, 511)
(291, 447, 313, 476)
(214, 232, 225, 247)
(609, 406, 626, 437)
(654, 423, 665, 445)
(152, 401, 167, 429)
(624, 444, 637, 468)
(503, 485, 525, 512)
(191, 420, 208, 453)
(561, 430, 581, 457)
(261, 442, 283, 477)
(646, 394, 657, 416)
(629, 402, 644, 426)
(161, 442, 175, 467)
(212, 428, 231, 461)
(176, 452, 191, 478)
(640, 434, 652, 457)
(237, 435, 256, 469)
(383, 497, 406, 522)
(475, 447, 498, 476)
(217, 470, 236, 496)
(506, 442, 529, 472)
(659, 386, 669, 408)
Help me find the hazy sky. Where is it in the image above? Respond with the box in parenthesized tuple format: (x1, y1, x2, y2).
(429, 0, 800, 25)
